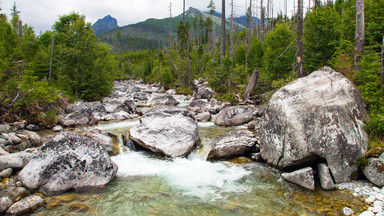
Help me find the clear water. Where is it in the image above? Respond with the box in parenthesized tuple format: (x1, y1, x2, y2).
(33, 119, 367, 216)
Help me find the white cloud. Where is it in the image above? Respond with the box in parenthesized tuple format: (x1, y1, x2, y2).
(1, 0, 303, 33)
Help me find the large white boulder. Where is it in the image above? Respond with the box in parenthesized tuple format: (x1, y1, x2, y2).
(259, 67, 368, 183)
(18, 132, 117, 195)
(130, 106, 199, 157)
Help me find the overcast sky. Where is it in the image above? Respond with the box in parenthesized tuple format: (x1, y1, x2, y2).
(0, 0, 310, 33)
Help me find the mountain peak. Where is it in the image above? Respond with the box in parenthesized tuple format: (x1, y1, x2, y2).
(92, 15, 119, 35)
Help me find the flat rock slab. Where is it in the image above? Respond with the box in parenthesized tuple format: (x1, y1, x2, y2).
(208, 130, 257, 160)
(130, 106, 199, 157)
(317, 163, 336, 190)
(214, 105, 254, 126)
(18, 132, 117, 196)
(282, 167, 315, 191)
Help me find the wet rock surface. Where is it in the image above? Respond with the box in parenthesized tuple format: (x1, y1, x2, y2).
(130, 106, 199, 157)
(260, 67, 368, 183)
(207, 130, 258, 160)
(282, 167, 315, 191)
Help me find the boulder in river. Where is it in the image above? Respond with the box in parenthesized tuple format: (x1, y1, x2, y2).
(317, 163, 336, 190)
(6, 195, 44, 215)
(150, 95, 179, 106)
(66, 101, 106, 116)
(18, 132, 117, 195)
(282, 167, 315, 191)
(85, 129, 120, 155)
(214, 105, 254, 126)
(130, 106, 199, 157)
(0, 151, 33, 171)
(362, 153, 384, 187)
(192, 79, 214, 100)
(259, 67, 368, 183)
(208, 130, 257, 160)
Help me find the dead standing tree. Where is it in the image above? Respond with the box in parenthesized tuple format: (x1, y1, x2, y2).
(296, 0, 304, 78)
(243, 69, 260, 103)
(354, 0, 365, 70)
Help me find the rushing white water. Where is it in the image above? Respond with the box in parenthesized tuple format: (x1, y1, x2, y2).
(94, 120, 140, 131)
(112, 151, 251, 201)
(197, 122, 216, 128)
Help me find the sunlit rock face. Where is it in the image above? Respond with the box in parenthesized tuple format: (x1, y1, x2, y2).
(259, 67, 368, 183)
(130, 106, 199, 157)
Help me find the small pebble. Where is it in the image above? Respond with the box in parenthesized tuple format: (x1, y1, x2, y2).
(366, 196, 376, 204)
(376, 193, 384, 202)
(359, 211, 374, 216)
(373, 201, 383, 213)
(373, 187, 381, 193)
(343, 207, 354, 215)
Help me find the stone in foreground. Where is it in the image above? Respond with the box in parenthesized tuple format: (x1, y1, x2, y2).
(363, 153, 384, 187)
(6, 195, 44, 215)
(317, 163, 336, 190)
(214, 105, 254, 126)
(130, 106, 199, 157)
(18, 132, 117, 195)
(260, 67, 368, 183)
(208, 130, 257, 160)
(282, 167, 315, 191)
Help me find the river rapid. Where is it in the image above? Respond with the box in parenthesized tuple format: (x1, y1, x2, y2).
(33, 119, 367, 216)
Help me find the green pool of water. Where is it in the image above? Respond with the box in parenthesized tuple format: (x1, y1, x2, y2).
(33, 119, 367, 216)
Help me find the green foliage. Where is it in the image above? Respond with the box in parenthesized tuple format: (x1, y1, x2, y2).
(355, 54, 382, 111)
(262, 23, 296, 80)
(53, 12, 117, 101)
(365, 114, 384, 138)
(329, 39, 355, 79)
(217, 92, 237, 105)
(303, 3, 341, 73)
(271, 77, 296, 89)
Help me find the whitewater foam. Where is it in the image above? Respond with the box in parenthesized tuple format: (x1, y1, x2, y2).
(112, 151, 251, 200)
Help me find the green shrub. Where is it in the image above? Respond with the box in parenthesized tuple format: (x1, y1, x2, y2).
(217, 92, 237, 105)
(365, 113, 384, 138)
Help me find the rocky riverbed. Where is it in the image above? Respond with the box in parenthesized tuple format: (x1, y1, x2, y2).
(0, 68, 383, 215)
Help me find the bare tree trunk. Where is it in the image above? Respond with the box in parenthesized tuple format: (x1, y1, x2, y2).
(183, 0, 185, 24)
(230, 0, 234, 59)
(243, 69, 259, 101)
(221, 0, 226, 61)
(248, 0, 252, 53)
(49, 34, 54, 81)
(285, 0, 288, 22)
(169, 3, 173, 78)
(354, 0, 365, 69)
(381, 36, 384, 93)
(260, 0, 265, 44)
(297, 0, 304, 78)
(158, 40, 161, 81)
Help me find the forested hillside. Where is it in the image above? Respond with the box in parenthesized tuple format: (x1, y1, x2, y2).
(0, 0, 383, 152)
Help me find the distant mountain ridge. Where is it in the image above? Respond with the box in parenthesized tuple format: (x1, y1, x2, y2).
(95, 7, 262, 51)
(205, 11, 261, 28)
(92, 15, 119, 35)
